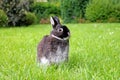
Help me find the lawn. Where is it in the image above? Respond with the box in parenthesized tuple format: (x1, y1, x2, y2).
(0, 23, 120, 80)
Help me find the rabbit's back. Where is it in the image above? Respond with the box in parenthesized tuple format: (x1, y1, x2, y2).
(37, 35, 49, 59)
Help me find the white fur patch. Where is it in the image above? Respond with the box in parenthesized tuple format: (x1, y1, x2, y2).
(40, 57, 49, 65)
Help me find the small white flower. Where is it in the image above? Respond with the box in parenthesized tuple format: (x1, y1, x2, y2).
(109, 32, 114, 35)
(98, 35, 102, 38)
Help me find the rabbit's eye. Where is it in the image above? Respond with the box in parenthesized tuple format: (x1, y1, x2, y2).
(58, 28, 63, 32)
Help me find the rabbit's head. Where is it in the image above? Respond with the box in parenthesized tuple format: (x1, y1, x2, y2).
(50, 16, 70, 40)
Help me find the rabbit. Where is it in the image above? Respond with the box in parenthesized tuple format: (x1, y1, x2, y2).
(37, 16, 70, 66)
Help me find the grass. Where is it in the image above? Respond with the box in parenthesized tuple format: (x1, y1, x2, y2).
(0, 23, 120, 80)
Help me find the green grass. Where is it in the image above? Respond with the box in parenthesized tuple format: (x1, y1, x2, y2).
(0, 23, 120, 80)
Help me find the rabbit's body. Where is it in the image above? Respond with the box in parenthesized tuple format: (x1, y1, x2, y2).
(37, 16, 70, 65)
(37, 35, 69, 65)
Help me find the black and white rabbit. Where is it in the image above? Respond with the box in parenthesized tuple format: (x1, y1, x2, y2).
(37, 16, 70, 65)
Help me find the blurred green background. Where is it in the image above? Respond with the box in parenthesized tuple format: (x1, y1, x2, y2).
(0, 0, 120, 27)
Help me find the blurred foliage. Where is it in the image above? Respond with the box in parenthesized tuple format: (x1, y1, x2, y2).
(23, 12, 37, 25)
(0, 0, 120, 26)
(0, 9, 8, 27)
(85, 0, 120, 22)
(61, 0, 89, 23)
(30, 2, 60, 23)
(0, 0, 35, 26)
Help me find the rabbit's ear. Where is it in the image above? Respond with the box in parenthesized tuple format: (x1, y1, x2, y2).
(50, 16, 60, 28)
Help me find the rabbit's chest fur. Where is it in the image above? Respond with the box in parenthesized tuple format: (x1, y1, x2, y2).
(49, 45, 68, 63)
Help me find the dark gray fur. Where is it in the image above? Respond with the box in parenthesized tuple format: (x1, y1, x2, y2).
(37, 16, 70, 65)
